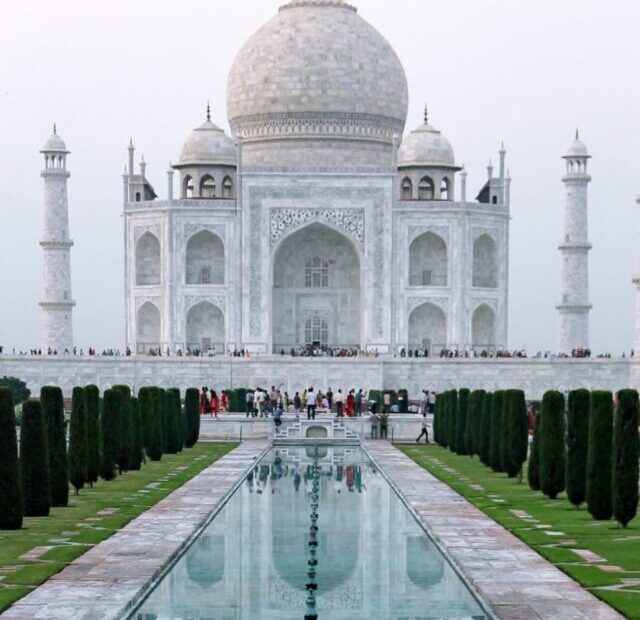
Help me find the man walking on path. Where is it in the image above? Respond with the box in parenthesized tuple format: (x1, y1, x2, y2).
(416, 415, 429, 443)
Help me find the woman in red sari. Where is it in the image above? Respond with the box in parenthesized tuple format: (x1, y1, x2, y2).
(221, 390, 229, 413)
(346, 390, 355, 417)
(210, 390, 220, 419)
(200, 388, 209, 415)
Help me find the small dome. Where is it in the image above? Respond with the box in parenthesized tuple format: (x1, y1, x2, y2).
(179, 119, 236, 167)
(564, 132, 590, 158)
(42, 126, 68, 153)
(398, 119, 456, 168)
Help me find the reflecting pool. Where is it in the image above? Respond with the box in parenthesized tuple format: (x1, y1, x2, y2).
(131, 446, 487, 619)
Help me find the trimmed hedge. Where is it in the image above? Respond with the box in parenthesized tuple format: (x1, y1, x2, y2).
(129, 397, 144, 470)
(539, 390, 566, 500)
(466, 390, 484, 457)
(184, 388, 200, 448)
(433, 391, 443, 446)
(566, 389, 590, 508)
(160, 389, 170, 453)
(489, 391, 504, 472)
(479, 392, 493, 466)
(586, 391, 613, 520)
(0, 388, 22, 529)
(146, 387, 164, 462)
(113, 385, 132, 474)
(41, 386, 68, 507)
(100, 388, 121, 481)
(166, 389, 183, 454)
(528, 413, 541, 491)
(84, 385, 101, 487)
(68, 387, 88, 495)
(20, 400, 51, 517)
(505, 389, 528, 479)
(612, 389, 639, 528)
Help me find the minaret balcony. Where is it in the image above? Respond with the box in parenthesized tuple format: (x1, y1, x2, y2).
(556, 303, 593, 312)
(39, 300, 76, 310)
(557, 242, 592, 251)
(39, 239, 74, 249)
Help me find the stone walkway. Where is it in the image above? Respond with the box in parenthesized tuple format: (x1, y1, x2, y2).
(363, 440, 624, 620)
(0, 440, 269, 620)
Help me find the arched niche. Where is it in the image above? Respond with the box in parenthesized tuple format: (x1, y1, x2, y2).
(409, 232, 448, 287)
(186, 230, 225, 285)
(472, 234, 498, 288)
(472, 303, 496, 351)
(135, 232, 161, 286)
(408, 302, 446, 353)
(272, 222, 361, 351)
(186, 301, 225, 353)
(136, 302, 160, 352)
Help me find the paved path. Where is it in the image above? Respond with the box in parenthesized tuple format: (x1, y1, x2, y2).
(0, 440, 269, 620)
(363, 440, 624, 620)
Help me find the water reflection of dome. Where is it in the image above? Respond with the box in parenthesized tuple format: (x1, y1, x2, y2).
(186, 534, 225, 588)
(272, 475, 359, 592)
(406, 536, 444, 588)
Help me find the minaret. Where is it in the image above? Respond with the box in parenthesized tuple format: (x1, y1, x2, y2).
(557, 130, 592, 354)
(39, 125, 75, 353)
(633, 196, 640, 356)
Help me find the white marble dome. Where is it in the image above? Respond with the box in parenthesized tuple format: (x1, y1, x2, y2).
(398, 120, 456, 168)
(226, 0, 408, 153)
(42, 128, 68, 153)
(179, 119, 236, 167)
(564, 135, 590, 158)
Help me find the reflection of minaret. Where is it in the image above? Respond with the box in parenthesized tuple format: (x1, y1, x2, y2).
(557, 130, 592, 353)
(305, 448, 320, 620)
(40, 125, 75, 353)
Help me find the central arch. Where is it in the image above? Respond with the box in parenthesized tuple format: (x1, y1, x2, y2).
(408, 302, 447, 354)
(186, 301, 225, 354)
(272, 222, 361, 352)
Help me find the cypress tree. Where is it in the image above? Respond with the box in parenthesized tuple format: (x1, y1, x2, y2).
(146, 387, 164, 461)
(539, 390, 566, 500)
(40, 386, 68, 507)
(84, 385, 100, 487)
(160, 389, 171, 453)
(432, 391, 441, 446)
(184, 388, 200, 448)
(447, 390, 458, 451)
(612, 390, 639, 528)
(505, 389, 528, 480)
(499, 391, 511, 474)
(165, 389, 182, 454)
(129, 397, 144, 470)
(0, 388, 22, 529)
(20, 400, 51, 517)
(489, 391, 504, 472)
(528, 413, 541, 491)
(68, 387, 88, 495)
(586, 391, 613, 520)
(138, 387, 152, 450)
(455, 389, 469, 455)
(479, 392, 493, 466)
(466, 390, 484, 457)
(566, 389, 590, 508)
(100, 388, 121, 481)
(113, 385, 132, 474)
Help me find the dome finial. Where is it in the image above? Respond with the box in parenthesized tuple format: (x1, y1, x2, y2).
(575, 128, 579, 141)
(53, 123, 57, 135)
(206, 101, 211, 123)
(424, 104, 428, 125)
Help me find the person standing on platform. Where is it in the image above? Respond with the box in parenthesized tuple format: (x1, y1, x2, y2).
(293, 392, 302, 418)
(383, 392, 391, 414)
(346, 390, 355, 417)
(355, 389, 363, 416)
(326, 387, 334, 413)
(380, 411, 389, 439)
(210, 390, 220, 419)
(246, 389, 254, 418)
(335, 389, 344, 417)
(307, 388, 317, 420)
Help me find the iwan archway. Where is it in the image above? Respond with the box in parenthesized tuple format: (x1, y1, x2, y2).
(272, 222, 361, 352)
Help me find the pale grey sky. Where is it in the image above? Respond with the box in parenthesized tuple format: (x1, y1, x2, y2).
(0, 0, 638, 353)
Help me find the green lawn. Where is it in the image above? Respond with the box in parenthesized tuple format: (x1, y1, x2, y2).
(399, 444, 640, 620)
(0, 442, 236, 613)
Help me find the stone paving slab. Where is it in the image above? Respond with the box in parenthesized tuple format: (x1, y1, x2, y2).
(363, 440, 624, 620)
(0, 440, 269, 620)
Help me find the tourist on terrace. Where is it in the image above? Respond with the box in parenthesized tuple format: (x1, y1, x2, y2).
(293, 392, 302, 418)
(355, 389, 363, 416)
(326, 387, 334, 411)
(420, 390, 428, 415)
(335, 389, 344, 417)
(416, 415, 429, 444)
(346, 390, 355, 417)
(210, 390, 220, 419)
(245, 390, 254, 418)
(200, 388, 210, 415)
(221, 390, 229, 413)
(428, 391, 437, 414)
(274, 404, 282, 428)
(307, 388, 317, 420)
(383, 392, 391, 413)
(370, 412, 380, 439)
(380, 411, 389, 439)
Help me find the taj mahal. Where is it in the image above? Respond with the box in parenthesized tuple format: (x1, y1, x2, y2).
(26, 0, 638, 398)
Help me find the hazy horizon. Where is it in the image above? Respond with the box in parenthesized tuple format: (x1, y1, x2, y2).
(0, 0, 638, 354)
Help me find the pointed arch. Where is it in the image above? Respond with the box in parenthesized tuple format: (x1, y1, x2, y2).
(472, 303, 496, 352)
(186, 301, 225, 353)
(418, 176, 434, 200)
(408, 302, 447, 353)
(440, 177, 450, 200)
(135, 232, 161, 286)
(473, 234, 498, 288)
(183, 174, 194, 199)
(136, 302, 160, 353)
(186, 230, 225, 285)
(409, 232, 448, 287)
(200, 175, 216, 198)
(401, 177, 413, 200)
(222, 176, 233, 198)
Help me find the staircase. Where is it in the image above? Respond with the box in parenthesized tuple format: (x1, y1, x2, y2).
(273, 418, 360, 444)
